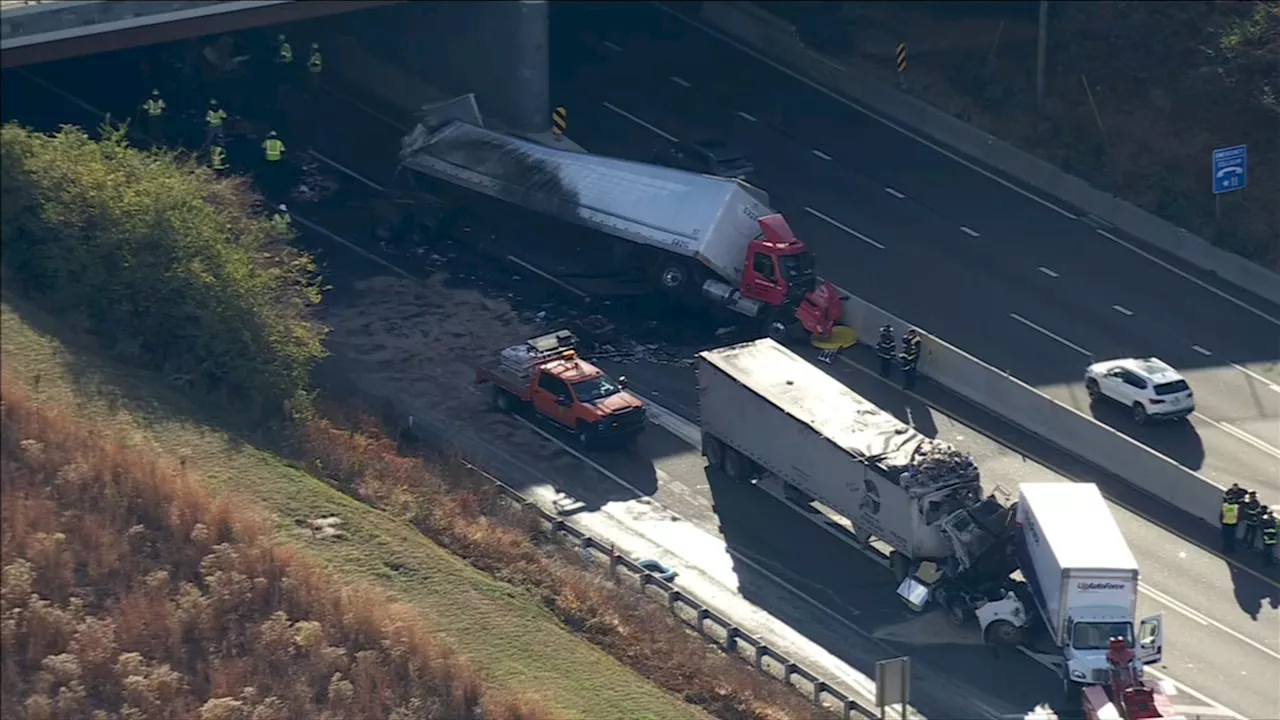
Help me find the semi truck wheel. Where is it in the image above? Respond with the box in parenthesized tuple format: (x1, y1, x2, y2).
(889, 551, 910, 582)
(722, 447, 750, 481)
(654, 261, 691, 297)
(984, 619, 1025, 647)
(702, 433, 724, 469)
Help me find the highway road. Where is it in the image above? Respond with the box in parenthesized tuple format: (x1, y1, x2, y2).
(4, 26, 1276, 720)
(547, 2, 1280, 502)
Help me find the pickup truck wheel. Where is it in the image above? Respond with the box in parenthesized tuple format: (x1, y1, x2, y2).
(1085, 378, 1101, 402)
(985, 619, 1025, 647)
(722, 447, 749, 481)
(576, 422, 593, 449)
(702, 434, 724, 469)
(492, 386, 515, 413)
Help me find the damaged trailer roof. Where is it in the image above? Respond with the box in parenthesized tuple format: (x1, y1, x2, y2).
(699, 339, 980, 493)
(398, 121, 773, 259)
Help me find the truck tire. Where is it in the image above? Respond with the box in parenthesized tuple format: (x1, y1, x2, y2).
(889, 551, 910, 582)
(654, 261, 691, 297)
(984, 619, 1025, 647)
(576, 422, 593, 449)
(492, 386, 515, 413)
(702, 433, 724, 469)
(722, 447, 750, 482)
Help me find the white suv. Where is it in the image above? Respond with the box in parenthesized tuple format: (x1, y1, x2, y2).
(1085, 358, 1195, 425)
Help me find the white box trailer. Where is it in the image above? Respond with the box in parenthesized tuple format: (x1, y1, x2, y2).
(1017, 484, 1163, 685)
(696, 338, 1012, 580)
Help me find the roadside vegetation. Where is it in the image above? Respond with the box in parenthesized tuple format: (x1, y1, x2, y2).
(0, 370, 548, 720)
(784, 1, 1279, 268)
(0, 123, 831, 718)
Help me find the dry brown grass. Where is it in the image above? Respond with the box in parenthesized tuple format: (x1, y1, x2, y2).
(0, 371, 551, 720)
(288, 401, 832, 720)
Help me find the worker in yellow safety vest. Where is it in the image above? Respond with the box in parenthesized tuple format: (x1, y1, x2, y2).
(209, 143, 229, 173)
(270, 204, 292, 235)
(205, 99, 227, 145)
(1220, 492, 1240, 554)
(262, 130, 285, 162)
(141, 89, 166, 143)
(275, 34, 294, 67)
(261, 130, 286, 197)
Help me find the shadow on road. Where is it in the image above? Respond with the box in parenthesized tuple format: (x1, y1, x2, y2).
(1086, 398, 1206, 471)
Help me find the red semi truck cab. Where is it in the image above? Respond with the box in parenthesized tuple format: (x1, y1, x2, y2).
(737, 214, 843, 340)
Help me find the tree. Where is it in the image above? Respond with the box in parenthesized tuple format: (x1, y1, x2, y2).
(0, 123, 327, 417)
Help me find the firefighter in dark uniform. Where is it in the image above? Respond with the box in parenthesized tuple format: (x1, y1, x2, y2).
(209, 142, 229, 174)
(1260, 508, 1277, 566)
(899, 328, 922, 391)
(876, 324, 895, 378)
(1220, 490, 1241, 553)
(1225, 483, 1247, 504)
(141, 89, 166, 144)
(1240, 490, 1263, 549)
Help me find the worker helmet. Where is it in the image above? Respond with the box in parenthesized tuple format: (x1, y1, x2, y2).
(880, 324, 892, 334)
(905, 327, 919, 338)
(151, 88, 160, 96)
(311, 42, 319, 50)
(267, 130, 278, 138)
(209, 98, 219, 107)
(278, 33, 286, 42)
(278, 203, 288, 213)
(1248, 490, 1258, 497)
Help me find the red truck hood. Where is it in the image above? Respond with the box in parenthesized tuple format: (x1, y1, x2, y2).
(589, 392, 644, 415)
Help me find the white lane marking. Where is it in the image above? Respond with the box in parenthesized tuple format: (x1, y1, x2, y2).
(960, 226, 980, 237)
(505, 255, 591, 300)
(812, 149, 833, 160)
(804, 207, 885, 249)
(1142, 585, 1280, 660)
(601, 101, 679, 142)
(884, 187, 906, 199)
(736, 110, 758, 122)
(1112, 304, 1134, 316)
(1037, 266, 1059, 278)
(1226, 360, 1280, 394)
(310, 151, 385, 191)
(603, 40, 624, 52)
(293, 216, 414, 280)
(651, 4, 1080, 220)
(669, 75, 692, 87)
(1195, 413, 1280, 459)
(1008, 313, 1092, 356)
(1093, 230, 1280, 330)
(1192, 344, 1213, 356)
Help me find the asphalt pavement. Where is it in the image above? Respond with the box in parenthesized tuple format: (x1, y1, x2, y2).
(4, 26, 1277, 720)
(546, 2, 1280, 501)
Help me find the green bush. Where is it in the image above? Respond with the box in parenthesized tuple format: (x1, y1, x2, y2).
(0, 122, 327, 416)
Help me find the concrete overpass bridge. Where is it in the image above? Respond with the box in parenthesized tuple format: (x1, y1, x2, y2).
(1, 0, 551, 134)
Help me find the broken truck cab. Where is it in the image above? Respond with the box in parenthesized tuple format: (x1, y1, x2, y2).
(476, 330, 646, 448)
(396, 118, 843, 342)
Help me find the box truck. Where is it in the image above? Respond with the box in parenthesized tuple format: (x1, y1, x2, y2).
(1017, 483, 1164, 685)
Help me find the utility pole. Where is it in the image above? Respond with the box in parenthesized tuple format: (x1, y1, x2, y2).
(1036, 0, 1048, 112)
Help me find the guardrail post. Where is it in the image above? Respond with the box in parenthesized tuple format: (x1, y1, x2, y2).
(696, 607, 710, 634)
(608, 543, 619, 580)
(754, 643, 769, 671)
(723, 626, 738, 654)
(841, 698, 854, 720)
(782, 661, 795, 685)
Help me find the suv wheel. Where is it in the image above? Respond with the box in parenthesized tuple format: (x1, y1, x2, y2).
(1085, 378, 1101, 402)
(1132, 402, 1150, 425)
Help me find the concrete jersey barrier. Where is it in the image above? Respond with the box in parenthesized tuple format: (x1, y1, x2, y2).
(695, 1, 1280, 306)
(833, 286, 1224, 528)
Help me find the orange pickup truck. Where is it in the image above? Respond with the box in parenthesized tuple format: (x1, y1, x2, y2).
(476, 330, 646, 448)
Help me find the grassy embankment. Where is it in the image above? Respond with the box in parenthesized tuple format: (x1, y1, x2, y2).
(0, 296, 714, 720)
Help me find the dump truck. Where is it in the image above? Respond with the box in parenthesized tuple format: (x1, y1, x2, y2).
(694, 338, 1163, 689)
(395, 118, 843, 342)
(476, 330, 646, 447)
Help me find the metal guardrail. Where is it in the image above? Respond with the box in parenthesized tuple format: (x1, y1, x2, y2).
(455, 456, 870, 720)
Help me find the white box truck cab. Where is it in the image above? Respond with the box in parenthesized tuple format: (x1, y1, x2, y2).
(1016, 484, 1163, 686)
